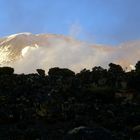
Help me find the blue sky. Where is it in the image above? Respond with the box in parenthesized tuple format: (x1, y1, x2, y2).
(0, 0, 140, 45)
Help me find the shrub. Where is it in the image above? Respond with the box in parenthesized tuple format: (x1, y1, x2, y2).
(48, 67, 75, 78)
(88, 86, 115, 102)
(0, 67, 14, 75)
(36, 69, 45, 76)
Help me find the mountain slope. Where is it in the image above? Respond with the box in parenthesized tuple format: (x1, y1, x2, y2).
(0, 33, 79, 64)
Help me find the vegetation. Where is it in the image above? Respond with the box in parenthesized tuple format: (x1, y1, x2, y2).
(0, 62, 140, 139)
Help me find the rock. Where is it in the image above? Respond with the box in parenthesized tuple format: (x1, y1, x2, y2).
(132, 125, 140, 140)
(64, 126, 114, 140)
(133, 125, 140, 132)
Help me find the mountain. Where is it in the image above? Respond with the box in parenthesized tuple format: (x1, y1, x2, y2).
(0, 33, 79, 64)
(0, 32, 140, 73)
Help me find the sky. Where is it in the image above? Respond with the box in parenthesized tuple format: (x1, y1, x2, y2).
(0, 0, 140, 45)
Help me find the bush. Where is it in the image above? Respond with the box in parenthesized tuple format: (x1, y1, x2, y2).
(88, 86, 115, 102)
(0, 67, 14, 75)
(36, 69, 45, 76)
(48, 67, 75, 78)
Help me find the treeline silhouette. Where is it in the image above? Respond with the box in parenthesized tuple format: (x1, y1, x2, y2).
(0, 61, 140, 140)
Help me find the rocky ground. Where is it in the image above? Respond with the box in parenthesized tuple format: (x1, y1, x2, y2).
(0, 63, 140, 140)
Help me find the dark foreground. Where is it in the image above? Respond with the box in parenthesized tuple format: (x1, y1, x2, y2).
(0, 62, 140, 140)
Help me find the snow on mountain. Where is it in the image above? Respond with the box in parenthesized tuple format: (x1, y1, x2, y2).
(0, 33, 75, 64)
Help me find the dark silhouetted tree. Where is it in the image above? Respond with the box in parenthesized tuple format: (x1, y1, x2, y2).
(76, 69, 91, 84)
(48, 67, 75, 78)
(91, 66, 107, 86)
(135, 61, 140, 73)
(0, 67, 14, 75)
(36, 69, 45, 76)
(108, 63, 125, 87)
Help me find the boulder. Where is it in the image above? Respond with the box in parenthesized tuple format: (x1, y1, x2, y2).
(64, 126, 114, 140)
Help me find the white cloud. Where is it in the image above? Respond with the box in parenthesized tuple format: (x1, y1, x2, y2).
(1, 33, 140, 74)
(69, 22, 83, 38)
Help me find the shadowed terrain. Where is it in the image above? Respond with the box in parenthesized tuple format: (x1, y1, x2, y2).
(0, 62, 140, 139)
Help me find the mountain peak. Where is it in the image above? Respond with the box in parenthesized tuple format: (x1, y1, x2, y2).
(6, 32, 32, 39)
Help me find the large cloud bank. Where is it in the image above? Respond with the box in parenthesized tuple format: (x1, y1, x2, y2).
(12, 39, 140, 73)
(1, 33, 140, 73)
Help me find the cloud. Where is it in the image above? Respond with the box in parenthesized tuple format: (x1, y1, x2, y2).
(11, 36, 111, 73)
(69, 22, 82, 37)
(1, 33, 140, 74)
